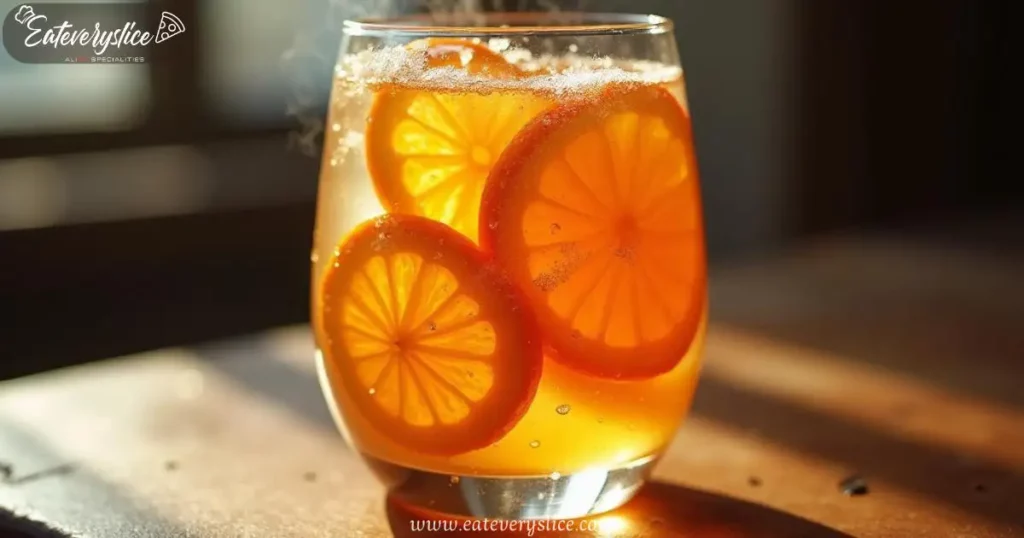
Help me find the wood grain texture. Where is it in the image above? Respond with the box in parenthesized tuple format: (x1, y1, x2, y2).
(1, 235, 1021, 537)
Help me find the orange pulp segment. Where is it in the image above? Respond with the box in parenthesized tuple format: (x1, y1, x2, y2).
(319, 214, 542, 455)
(365, 40, 550, 243)
(480, 84, 706, 380)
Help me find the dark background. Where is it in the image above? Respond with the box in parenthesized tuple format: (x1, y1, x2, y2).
(0, 0, 1018, 380)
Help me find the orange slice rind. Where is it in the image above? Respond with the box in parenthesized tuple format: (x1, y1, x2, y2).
(480, 84, 706, 380)
(319, 214, 543, 454)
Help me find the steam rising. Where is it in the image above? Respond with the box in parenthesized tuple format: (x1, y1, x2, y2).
(282, 0, 591, 156)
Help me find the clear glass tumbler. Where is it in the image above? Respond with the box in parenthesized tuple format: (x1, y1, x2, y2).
(311, 11, 707, 519)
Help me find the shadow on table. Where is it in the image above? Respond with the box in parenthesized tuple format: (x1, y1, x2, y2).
(0, 510, 69, 538)
(197, 334, 1024, 529)
(709, 233, 1024, 412)
(0, 419, 181, 538)
(693, 374, 1024, 528)
(200, 339, 338, 432)
(385, 481, 852, 538)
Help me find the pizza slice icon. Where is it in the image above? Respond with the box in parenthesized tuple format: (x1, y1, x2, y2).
(155, 11, 185, 43)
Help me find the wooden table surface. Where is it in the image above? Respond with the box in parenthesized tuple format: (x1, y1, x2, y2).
(2, 234, 1022, 537)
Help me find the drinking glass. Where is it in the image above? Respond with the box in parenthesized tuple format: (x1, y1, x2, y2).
(311, 11, 706, 519)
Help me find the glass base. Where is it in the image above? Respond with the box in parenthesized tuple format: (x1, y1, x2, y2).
(366, 453, 657, 520)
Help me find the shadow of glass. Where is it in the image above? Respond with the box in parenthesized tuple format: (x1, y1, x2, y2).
(386, 481, 853, 538)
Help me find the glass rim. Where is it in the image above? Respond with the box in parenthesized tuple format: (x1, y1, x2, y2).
(342, 12, 673, 38)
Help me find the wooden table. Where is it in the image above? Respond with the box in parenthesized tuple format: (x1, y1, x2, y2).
(2, 234, 1022, 537)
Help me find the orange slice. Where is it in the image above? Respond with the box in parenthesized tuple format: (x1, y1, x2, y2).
(365, 40, 550, 242)
(480, 85, 706, 380)
(407, 37, 523, 76)
(319, 214, 543, 454)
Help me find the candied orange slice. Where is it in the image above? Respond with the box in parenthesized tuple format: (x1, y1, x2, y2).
(480, 85, 706, 380)
(365, 40, 550, 242)
(319, 214, 542, 454)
